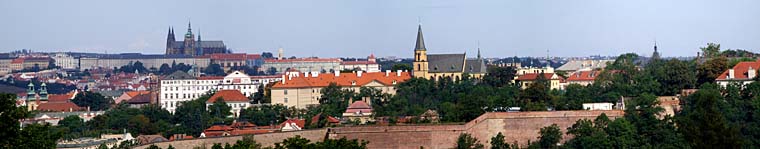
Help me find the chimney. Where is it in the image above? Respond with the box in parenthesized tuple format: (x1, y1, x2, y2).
(357, 71, 363, 77)
(311, 72, 318, 77)
(281, 75, 285, 84)
(334, 70, 340, 77)
(729, 69, 735, 79)
(385, 70, 391, 76)
(304, 72, 309, 78)
(396, 70, 401, 76)
(750, 67, 756, 79)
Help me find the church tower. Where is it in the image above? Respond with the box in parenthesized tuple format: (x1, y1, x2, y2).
(652, 41, 661, 60)
(166, 27, 176, 54)
(412, 24, 429, 78)
(196, 30, 203, 56)
(183, 21, 196, 56)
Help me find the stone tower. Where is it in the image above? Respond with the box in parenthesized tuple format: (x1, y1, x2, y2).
(412, 24, 429, 78)
(166, 27, 177, 54)
(183, 21, 196, 56)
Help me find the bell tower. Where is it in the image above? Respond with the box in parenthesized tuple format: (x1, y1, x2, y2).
(183, 21, 196, 56)
(412, 24, 429, 78)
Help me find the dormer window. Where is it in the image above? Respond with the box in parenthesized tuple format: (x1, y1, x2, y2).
(351, 81, 356, 85)
(392, 80, 397, 85)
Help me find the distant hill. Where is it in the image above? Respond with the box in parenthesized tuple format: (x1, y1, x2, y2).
(0, 84, 26, 95)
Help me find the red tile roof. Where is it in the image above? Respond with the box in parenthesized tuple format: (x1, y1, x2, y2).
(209, 53, 247, 60)
(230, 129, 272, 135)
(47, 93, 75, 103)
(205, 125, 234, 132)
(345, 101, 373, 113)
(37, 102, 85, 112)
(207, 90, 249, 103)
(279, 119, 306, 129)
(716, 60, 760, 80)
(125, 91, 151, 97)
(516, 73, 557, 81)
(272, 72, 411, 89)
(340, 61, 378, 65)
(566, 70, 600, 82)
(265, 58, 342, 63)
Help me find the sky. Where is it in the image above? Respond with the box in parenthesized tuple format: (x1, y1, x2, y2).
(1, 0, 759, 58)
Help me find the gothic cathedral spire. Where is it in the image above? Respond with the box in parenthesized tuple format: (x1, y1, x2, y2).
(413, 24, 429, 78)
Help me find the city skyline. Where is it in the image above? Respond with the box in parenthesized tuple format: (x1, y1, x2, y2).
(2, 0, 759, 58)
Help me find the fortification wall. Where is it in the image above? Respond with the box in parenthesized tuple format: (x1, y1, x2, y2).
(133, 129, 327, 149)
(133, 110, 623, 149)
(329, 110, 624, 149)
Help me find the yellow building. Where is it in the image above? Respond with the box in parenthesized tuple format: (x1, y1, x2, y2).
(412, 25, 487, 80)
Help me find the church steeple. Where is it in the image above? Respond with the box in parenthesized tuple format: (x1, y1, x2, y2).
(413, 24, 429, 78)
(196, 29, 203, 56)
(477, 41, 481, 59)
(185, 21, 193, 38)
(415, 24, 426, 51)
(652, 40, 661, 60)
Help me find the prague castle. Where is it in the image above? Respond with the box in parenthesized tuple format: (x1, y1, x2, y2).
(412, 25, 486, 80)
(165, 22, 228, 56)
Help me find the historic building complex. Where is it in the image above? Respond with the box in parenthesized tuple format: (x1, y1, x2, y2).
(270, 70, 411, 109)
(165, 22, 228, 56)
(159, 70, 279, 113)
(411, 25, 486, 80)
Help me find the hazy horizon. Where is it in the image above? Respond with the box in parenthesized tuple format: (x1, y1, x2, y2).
(2, 0, 759, 58)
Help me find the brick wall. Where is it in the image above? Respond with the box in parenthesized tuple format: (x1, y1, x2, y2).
(133, 110, 623, 149)
(133, 129, 327, 149)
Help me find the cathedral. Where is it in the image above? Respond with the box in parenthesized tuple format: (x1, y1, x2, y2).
(165, 22, 228, 56)
(412, 25, 487, 80)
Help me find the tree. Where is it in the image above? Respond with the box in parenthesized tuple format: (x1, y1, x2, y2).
(1, 93, 60, 148)
(72, 91, 114, 111)
(159, 63, 172, 75)
(128, 114, 158, 135)
(58, 115, 86, 136)
(167, 145, 176, 149)
(537, 124, 562, 149)
(204, 63, 226, 76)
(701, 43, 721, 58)
(483, 66, 516, 87)
(230, 135, 262, 149)
(146, 144, 161, 149)
(606, 118, 637, 148)
(678, 84, 742, 148)
(490, 132, 510, 149)
(697, 56, 728, 85)
(98, 143, 109, 149)
(172, 94, 211, 136)
(274, 135, 312, 149)
(391, 63, 412, 71)
(208, 99, 233, 125)
(262, 52, 274, 59)
(455, 133, 484, 149)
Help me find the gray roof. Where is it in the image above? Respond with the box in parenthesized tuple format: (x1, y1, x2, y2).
(95, 90, 125, 97)
(428, 54, 465, 73)
(172, 41, 226, 49)
(95, 53, 195, 59)
(556, 60, 613, 71)
(465, 59, 487, 74)
(164, 71, 195, 80)
(415, 25, 426, 51)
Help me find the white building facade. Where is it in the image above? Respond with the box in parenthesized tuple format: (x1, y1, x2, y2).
(159, 71, 280, 113)
(52, 53, 79, 70)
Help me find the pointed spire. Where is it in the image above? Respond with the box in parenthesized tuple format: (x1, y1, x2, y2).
(477, 41, 481, 59)
(654, 40, 658, 52)
(415, 24, 426, 51)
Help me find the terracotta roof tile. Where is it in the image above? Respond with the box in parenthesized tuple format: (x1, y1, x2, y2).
(37, 102, 85, 112)
(716, 60, 760, 80)
(272, 72, 411, 89)
(516, 73, 557, 81)
(567, 70, 600, 82)
(345, 101, 373, 113)
(207, 90, 249, 103)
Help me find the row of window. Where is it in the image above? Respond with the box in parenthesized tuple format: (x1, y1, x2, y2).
(163, 85, 255, 92)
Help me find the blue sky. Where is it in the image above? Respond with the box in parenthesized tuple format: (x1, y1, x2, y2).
(1, 0, 759, 58)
